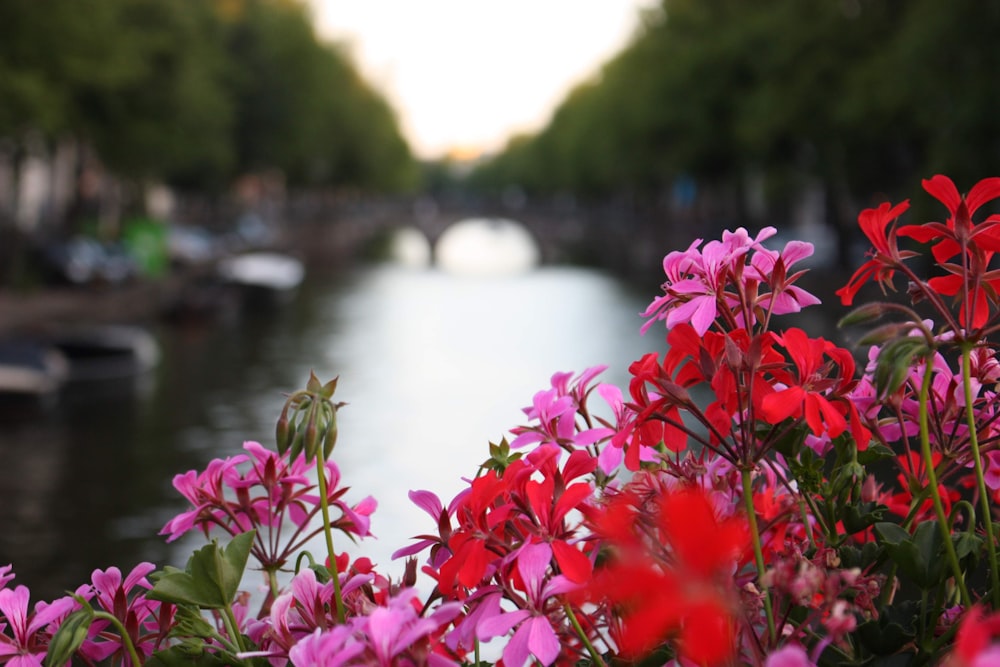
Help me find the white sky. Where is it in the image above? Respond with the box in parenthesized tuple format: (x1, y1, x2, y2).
(308, 0, 655, 159)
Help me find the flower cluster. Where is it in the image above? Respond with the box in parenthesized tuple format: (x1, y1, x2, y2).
(5, 175, 1000, 666)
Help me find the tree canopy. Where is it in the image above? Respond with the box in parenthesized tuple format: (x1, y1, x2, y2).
(0, 0, 416, 195)
(470, 0, 1000, 229)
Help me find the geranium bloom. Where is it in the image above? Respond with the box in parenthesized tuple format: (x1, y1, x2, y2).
(641, 227, 776, 336)
(900, 175, 1000, 263)
(161, 441, 375, 573)
(0, 586, 76, 667)
(476, 542, 575, 667)
(586, 487, 747, 665)
(897, 175, 1000, 329)
(766, 644, 817, 667)
(951, 605, 1000, 667)
(760, 328, 871, 450)
(836, 200, 914, 306)
(82, 563, 165, 664)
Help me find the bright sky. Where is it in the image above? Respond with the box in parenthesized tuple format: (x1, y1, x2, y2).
(308, 0, 655, 159)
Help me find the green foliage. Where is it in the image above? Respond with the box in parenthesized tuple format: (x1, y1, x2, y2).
(148, 531, 254, 609)
(472, 0, 1000, 223)
(44, 603, 95, 667)
(0, 0, 415, 194)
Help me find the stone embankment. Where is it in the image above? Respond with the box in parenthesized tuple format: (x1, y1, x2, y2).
(0, 274, 190, 337)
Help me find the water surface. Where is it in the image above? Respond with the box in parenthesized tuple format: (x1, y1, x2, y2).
(0, 255, 666, 599)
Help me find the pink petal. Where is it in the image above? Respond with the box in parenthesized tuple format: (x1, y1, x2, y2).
(516, 543, 552, 593)
(505, 617, 560, 667)
(408, 490, 443, 519)
(477, 609, 530, 642)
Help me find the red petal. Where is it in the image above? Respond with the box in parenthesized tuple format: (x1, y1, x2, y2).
(552, 540, 593, 583)
(927, 274, 963, 296)
(679, 598, 737, 666)
(966, 177, 1000, 214)
(923, 174, 962, 214)
(760, 387, 805, 424)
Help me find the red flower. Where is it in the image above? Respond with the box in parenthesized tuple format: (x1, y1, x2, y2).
(586, 487, 747, 665)
(760, 328, 870, 450)
(837, 200, 914, 306)
(899, 175, 1000, 263)
(897, 175, 1000, 329)
(952, 605, 1000, 665)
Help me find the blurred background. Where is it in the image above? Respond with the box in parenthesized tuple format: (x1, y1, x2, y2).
(0, 0, 998, 601)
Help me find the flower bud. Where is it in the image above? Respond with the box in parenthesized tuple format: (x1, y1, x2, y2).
(45, 606, 94, 667)
(837, 302, 887, 328)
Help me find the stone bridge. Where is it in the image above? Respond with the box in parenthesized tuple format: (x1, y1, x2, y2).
(287, 195, 681, 282)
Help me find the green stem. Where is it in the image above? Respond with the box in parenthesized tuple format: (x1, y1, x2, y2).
(564, 603, 607, 667)
(221, 603, 247, 654)
(92, 611, 143, 667)
(741, 466, 776, 644)
(316, 455, 347, 623)
(267, 567, 281, 601)
(961, 344, 1000, 607)
(916, 353, 971, 607)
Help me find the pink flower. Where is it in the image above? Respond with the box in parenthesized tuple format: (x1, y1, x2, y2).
(83, 563, 165, 665)
(475, 543, 576, 667)
(765, 644, 816, 667)
(0, 586, 76, 667)
(287, 626, 365, 667)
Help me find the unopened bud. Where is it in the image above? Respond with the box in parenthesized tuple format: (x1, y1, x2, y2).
(275, 405, 292, 455)
(45, 606, 94, 667)
(837, 302, 887, 328)
(303, 402, 320, 462)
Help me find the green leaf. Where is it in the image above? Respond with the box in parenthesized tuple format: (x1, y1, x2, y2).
(874, 522, 910, 547)
(875, 520, 947, 588)
(145, 644, 232, 667)
(857, 443, 895, 465)
(954, 531, 984, 563)
(787, 450, 825, 495)
(149, 531, 255, 609)
(911, 520, 947, 587)
(45, 606, 95, 667)
(856, 620, 913, 656)
(872, 337, 927, 399)
(856, 600, 918, 656)
(768, 421, 809, 458)
(841, 502, 886, 535)
(169, 605, 218, 639)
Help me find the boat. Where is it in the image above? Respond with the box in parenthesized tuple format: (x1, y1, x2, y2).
(42, 324, 160, 382)
(217, 251, 305, 300)
(0, 339, 69, 397)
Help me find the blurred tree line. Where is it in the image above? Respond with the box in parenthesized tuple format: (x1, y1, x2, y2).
(468, 0, 1000, 261)
(0, 0, 415, 231)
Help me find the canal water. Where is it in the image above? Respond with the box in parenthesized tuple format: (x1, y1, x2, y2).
(0, 221, 669, 602)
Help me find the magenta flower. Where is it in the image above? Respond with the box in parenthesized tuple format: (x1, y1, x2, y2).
(0, 586, 76, 667)
(82, 563, 164, 665)
(509, 367, 616, 453)
(287, 626, 365, 667)
(161, 441, 376, 574)
(475, 542, 576, 667)
(641, 226, 813, 336)
(765, 644, 817, 667)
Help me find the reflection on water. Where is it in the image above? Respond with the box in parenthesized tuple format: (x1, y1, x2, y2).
(435, 218, 540, 275)
(0, 232, 666, 599)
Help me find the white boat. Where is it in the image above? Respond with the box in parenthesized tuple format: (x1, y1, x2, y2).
(217, 252, 305, 293)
